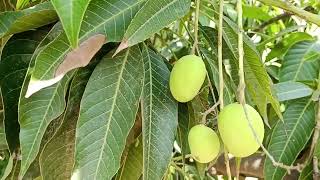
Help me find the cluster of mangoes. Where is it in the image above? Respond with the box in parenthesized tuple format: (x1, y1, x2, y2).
(169, 55, 265, 163)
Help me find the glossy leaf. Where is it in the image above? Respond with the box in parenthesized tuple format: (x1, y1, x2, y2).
(26, 0, 146, 96)
(116, 136, 143, 180)
(117, 0, 191, 52)
(51, 0, 92, 48)
(279, 41, 320, 82)
(16, 0, 37, 9)
(0, 28, 49, 152)
(141, 45, 178, 180)
(40, 68, 91, 180)
(264, 99, 315, 180)
(273, 82, 314, 101)
(221, 18, 282, 119)
(299, 163, 313, 180)
(74, 46, 144, 179)
(0, 2, 57, 38)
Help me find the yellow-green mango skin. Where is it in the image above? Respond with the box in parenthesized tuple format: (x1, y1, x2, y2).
(188, 124, 220, 163)
(169, 55, 206, 102)
(218, 103, 264, 157)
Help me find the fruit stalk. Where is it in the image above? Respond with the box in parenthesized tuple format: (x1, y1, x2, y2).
(218, 0, 232, 179)
(191, 0, 200, 54)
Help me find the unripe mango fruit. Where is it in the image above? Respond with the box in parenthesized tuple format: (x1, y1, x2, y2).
(188, 124, 220, 163)
(169, 55, 206, 102)
(218, 103, 264, 157)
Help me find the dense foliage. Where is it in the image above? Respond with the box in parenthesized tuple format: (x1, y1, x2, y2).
(0, 0, 320, 179)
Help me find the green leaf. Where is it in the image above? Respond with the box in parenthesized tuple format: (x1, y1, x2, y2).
(177, 103, 190, 155)
(0, 2, 57, 38)
(264, 99, 316, 180)
(266, 32, 314, 61)
(19, 72, 74, 178)
(299, 163, 313, 180)
(74, 46, 144, 179)
(273, 82, 314, 101)
(0, 153, 14, 180)
(40, 68, 91, 180)
(17, 24, 73, 178)
(0, 110, 7, 151)
(26, 0, 146, 96)
(243, 5, 271, 21)
(51, 0, 92, 48)
(221, 18, 282, 119)
(0, 28, 49, 152)
(116, 136, 143, 180)
(279, 41, 320, 82)
(141, 45, 178, 180)
(117, 0, 191, 52)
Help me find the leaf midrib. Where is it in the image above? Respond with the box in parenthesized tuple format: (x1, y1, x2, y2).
(93, 50, 130, 179)
(270, 100, 312, 180)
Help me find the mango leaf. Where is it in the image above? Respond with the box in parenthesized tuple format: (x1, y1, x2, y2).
(40, 68, 91, 180)
(299, 163, 313, 180)
(17, 24, 73, 178)
(279, 41, 320, 82)
(116, 136, 143, 180)
(141, 45, 178, 180)
(273, 82, 314, 102)
(117, 0, 191, 53)
(74, 46, 144, 179)
(51, 0, 92, 48)
(177, 103, 190, 155)
(243, 5, 271, 21)
(0, 2, 57, 38)
(26, 0, 146, 96)
(0, 111, 7, 151)
(264, 99, 315, 180)
(0, 28, 49, 152)
(221, 18, 282, 119)
(266, 32, 315, 61)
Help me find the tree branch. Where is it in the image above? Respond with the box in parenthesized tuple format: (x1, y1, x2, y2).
(257, 0, 320, 27)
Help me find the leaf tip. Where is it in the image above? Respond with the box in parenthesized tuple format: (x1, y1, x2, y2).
(113, 40, 128, 57)
(25, 75, 64, 98)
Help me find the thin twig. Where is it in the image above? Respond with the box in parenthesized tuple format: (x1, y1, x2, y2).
(201, 101, 220, 124)
(218, 0, 232, 179)
(257, 0, 320, 27)
(191, 0, 200, 54)
(314, 156, 319, 180)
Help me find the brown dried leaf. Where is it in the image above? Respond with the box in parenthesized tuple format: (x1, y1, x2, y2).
(55, 34, 106, 77)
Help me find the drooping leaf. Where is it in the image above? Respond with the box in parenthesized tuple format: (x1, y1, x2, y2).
(279, 41, 320, 82)
(51, 0, 92, 48)
(0, 153, 14, 180)
(221, 18, 282, 119)
(26, 0, 146, 96)
(74, 46, 144, 179)
(264, 99, 315, 180)
(0, 2, 57, 38)
(0, 28, 49, 152)
(116, 136, 143, 180)
(19, 71, 74, 178)
(40, 68, 92, 180)
(273, 82, 314, 101)
(141, 45, 178, 180)
(117, 0, 191, 53)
